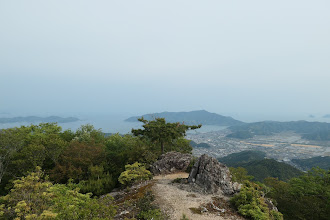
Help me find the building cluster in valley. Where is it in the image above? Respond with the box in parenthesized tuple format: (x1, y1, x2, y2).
(188, 130, 330, 161)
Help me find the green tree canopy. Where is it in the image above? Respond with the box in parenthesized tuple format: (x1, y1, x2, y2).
(131, 117, 201, 154)
(118, 162, 152, 186)
(0, 167, 116, 219)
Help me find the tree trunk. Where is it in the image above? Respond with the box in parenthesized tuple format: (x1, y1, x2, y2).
(161, 142, 164, 154)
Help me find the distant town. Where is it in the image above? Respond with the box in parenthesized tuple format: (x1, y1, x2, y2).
(188, 129, 330, 161)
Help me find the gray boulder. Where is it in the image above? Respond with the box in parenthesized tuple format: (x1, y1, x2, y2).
(151, 151, 192, 175)
(188, 154, 240, 195)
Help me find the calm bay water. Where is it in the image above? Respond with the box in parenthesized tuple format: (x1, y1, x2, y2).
(1, 112, 330, 134)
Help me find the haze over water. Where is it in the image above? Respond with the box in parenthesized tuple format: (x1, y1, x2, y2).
(1, 1, 329, 128)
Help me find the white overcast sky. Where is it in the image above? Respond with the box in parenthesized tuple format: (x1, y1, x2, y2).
(0, 0, 329, 117)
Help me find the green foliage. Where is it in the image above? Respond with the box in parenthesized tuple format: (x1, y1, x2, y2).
(230, 167, 253, 183)
(292, 156, 330, 171)
(0, 127, 27, 185)
(0, 123, 68, 195)
(185, 156, 198, 173)
(0, 167, 54, 219)
(219, 151, 302, 182)
(74, 124, 106, 144)
(231, 181, 283, 220)
(265, 168, 330, 220)
(50, 140, 106, 183)
(0, 167, 116, 220)
(132, 117, 201, 154)
(59, 129, 75, 142)
(219, 150, 266, 166)
(105, 134, 159, 176)
(242, 159, 303, 182)
(169, 137, 193, 154)
(138, 209, 163, 220)
(1, 121, 195, 195)
(79, 165, 116, 196)
(118, 162, 152, 186)
(49, 184, 116, 220)
(136, 190, 164, 220)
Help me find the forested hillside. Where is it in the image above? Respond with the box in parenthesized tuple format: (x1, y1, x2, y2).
(0, 122, 328, 220)
(218, 151, 303, 181)
(0, 119, 194, 219)
(218, 150, 266, 166)
(292, 156, 330, 171)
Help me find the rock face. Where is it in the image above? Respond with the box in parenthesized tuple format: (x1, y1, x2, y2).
(151, 152, 192, 175)
(188, 154, 240, 195)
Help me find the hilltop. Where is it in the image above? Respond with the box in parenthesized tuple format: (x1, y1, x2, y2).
(125, 110, 244, 126)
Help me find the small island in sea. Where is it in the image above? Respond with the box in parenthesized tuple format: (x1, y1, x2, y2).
(0, 116, 79, 124)
(125, 110, 244, 126)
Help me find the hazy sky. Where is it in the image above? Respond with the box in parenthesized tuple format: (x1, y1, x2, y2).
(1, 0, 329, 118)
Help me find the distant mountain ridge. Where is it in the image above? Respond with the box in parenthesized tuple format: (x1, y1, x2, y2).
(0, 116, 79, 124)
(125, 110, 244, 126)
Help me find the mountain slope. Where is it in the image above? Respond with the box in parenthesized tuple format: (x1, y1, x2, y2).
(125, 110, 244, 126)
(292, 156, 330, 171)
(218, 151, 303, 181)
(218, 150, 266, 166)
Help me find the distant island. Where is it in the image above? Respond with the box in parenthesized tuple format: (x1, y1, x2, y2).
(125, 110, 244, 126)
(323, 114, 330, 118)
(0, 116, 79, 124)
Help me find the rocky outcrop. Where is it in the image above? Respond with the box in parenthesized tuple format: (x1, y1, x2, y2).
(188, 154, 240, 195)
(151, 152, 192, 175)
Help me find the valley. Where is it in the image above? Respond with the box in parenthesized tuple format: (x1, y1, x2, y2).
(188, 130, 330, 162)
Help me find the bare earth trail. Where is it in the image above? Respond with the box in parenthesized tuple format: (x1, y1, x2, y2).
(152, 173, 240, 220)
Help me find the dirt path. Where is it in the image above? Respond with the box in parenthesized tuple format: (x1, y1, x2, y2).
(152, 173, 235, 220)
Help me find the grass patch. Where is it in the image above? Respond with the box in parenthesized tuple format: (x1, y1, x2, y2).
(189, 207, 202, 215)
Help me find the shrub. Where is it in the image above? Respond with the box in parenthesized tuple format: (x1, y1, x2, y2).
(230, 167, 253, 183)
(186, 156, 198, 173)
(118, 162, 152, 186)
(138, 209, 163, 220)
(79, 165, 116, 196)
(0, 167, 117, 220)
(231, 181, 283, 220)
(136, 190, 164, 220)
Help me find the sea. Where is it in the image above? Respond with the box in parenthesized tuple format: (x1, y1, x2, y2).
(1, 112, 330, 134)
